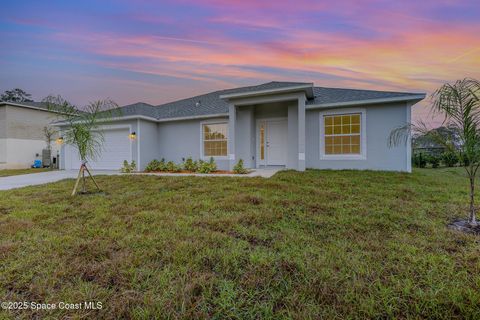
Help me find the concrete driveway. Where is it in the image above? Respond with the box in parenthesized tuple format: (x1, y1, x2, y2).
(0, 170, 121, 191)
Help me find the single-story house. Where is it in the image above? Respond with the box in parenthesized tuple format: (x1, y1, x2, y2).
(0, 101, 60, 169)
(58, 82, 425, 172)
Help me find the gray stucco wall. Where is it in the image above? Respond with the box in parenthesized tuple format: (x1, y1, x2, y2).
(287, 104, 299, 169)
(235, 106, 255, 168)
(138, 119, 159, 170)
(0, 105, 60, 168)
(6, 106, 58, 139)
(157, 117, 230, 170)
(0, 106, 5, 163)
(305, 102, 410, 171)
(254, 102, 288, 118)
(0, 106, 6, 139)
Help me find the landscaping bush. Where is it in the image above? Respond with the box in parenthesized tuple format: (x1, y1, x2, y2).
(145, 159, 167, 172)
(183, 157, 198, 172)
(442, 151, 458, 167)
(412, 153, 427, 168)
(166, 161, 181, 172)
(121, 160, 136, 173)
(197, 157, 217, 173)
(427, 154, 441, 168)
(233, 159, 248, 174)
(145, 159, 160, 171)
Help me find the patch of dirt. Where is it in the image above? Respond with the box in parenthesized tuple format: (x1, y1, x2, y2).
(238, 194, 263, 205)
(448, 219, 480, 235)
(227, 230, 273, 247)
(0, 207, 12, 215)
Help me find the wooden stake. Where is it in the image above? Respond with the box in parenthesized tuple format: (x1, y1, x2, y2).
(84, 164, 101, 191)
(82, 167, 86, 193)
(71, 165, 84, 196)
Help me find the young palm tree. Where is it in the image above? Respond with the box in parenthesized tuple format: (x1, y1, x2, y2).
(44, 96, 119, 195)
(390, 78, 480, 226)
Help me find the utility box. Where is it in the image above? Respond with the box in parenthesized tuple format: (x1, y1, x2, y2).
(42, 149, 51, 168)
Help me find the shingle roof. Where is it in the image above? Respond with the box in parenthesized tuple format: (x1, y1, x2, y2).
(10, 82, 423, 121)
(152, 81, 313, 119)
(308, 87, 424, 106)
(134, 82, 422, 120)
(116, 102, 157, 118)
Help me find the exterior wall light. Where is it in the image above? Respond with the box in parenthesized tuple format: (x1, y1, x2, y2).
(129, 132, 137, 140)
(56, 137, 64, 145)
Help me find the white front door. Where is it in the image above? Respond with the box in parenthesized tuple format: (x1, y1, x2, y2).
(257, 119, 287, 166)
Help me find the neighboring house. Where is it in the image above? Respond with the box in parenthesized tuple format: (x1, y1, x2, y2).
(58, 82, 425, 172)
(0, 101, 60, 169)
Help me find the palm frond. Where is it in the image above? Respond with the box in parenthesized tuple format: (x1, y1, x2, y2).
(49, 96, 118, 162)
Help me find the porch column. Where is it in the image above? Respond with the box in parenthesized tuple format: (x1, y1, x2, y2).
(228, 103, 236, 170)
(298, 95, 306, 171)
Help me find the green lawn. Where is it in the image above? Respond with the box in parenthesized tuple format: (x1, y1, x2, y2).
(0, 168, 51, 177)
(1, 168, 479, 319)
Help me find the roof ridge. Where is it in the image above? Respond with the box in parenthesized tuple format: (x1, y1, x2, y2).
(122, 101, 155, 107)
(155, 81, 314, 108)
(314, 86, 424, 95)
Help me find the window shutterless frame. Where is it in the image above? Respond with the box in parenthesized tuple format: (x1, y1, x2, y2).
(319, 108, 367, 160)
(200, 120, 229, 160)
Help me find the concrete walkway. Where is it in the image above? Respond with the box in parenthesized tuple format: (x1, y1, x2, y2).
(0, 170, 120, 191)
(0, 169, 281, 191)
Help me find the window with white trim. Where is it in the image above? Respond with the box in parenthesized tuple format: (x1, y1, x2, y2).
(324, 113, 361, 155)
(202, 122, 228, 157)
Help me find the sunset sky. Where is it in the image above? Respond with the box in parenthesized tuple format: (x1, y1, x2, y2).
(1, 0, 479, 121)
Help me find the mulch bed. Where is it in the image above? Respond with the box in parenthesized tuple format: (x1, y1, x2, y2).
(143, 170, 238, 174)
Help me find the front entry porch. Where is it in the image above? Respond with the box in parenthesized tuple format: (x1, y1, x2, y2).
(223, 91, 307, 171)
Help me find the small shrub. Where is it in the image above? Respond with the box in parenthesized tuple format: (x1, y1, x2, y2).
(427, 154, 441, 168)
(158, 159, 167, 171)
(209, 157, 217, 171)
(166, 161, 181, 172)
(233, 159, 248, 174)
(197, 157, 217, 174)
(121, 160, 136, 173)
(442, 151, 458, 167)
(183, 157, 198, 172)
(145, 159, 167, 172)
(145, 159, 160, 171)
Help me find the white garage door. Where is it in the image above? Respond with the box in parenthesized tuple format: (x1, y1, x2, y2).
(66, 128, 131, 170)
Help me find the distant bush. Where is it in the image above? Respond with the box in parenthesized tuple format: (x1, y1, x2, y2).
(121, 160, 136, 173)
(197, 157, 217, 173)
(459, 152, 470, 166)
(427, 154, 441, 168)
(412, 153, 427, 168)
(233, 159, 248, 174)
(442, 151, 458, 167)
(183, 157, 198, 172)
